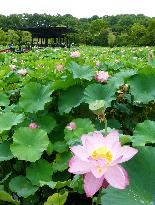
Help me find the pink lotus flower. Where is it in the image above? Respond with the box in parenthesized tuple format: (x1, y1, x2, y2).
(68, 130, 138, 197)
(17, 69, 27, 76)
(12, 58, 17, 63)
(96, 61, 102, 67)
(95, 71, 109, 83)
(66, 122, 77, 130)
(9, 64, 16, 71)
(28, 122, 38, 129)
(70, 51, 80, 58)
(56, 64, 64, 72)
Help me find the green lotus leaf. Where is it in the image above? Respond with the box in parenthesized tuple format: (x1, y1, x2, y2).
(64, 118, 95, 146)
(44, 190, 68, 205)
(0, 112, 24, 133)
(46, 141, 54, 156)
(132, 120, 155, 146)
(55, 180, 71, 189)
(101, 147, 155, 205)
(40, 180, 71, 189)
(108, 70, 136, 89)
(53, 141, 68, 153)
(40, 181, 57, 189)
(9, 176, 38, 198)
(36, 115, 57, 133)
(68, 62, 95, 80)
(10, 127, 49, 162)
(52, 152, 72, 172)
(0, 92, 9, 106)
(128, 74, 155, 103)
(58, 86, 85, 114)
(26, 159, 53, 186)
(84, 83, 116, 108)
(0, 185, 19, 204)
(19, 82, 52, 113)
(0, 141, 14, 161)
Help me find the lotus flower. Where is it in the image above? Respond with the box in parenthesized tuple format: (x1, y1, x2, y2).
(17, 69, 27, 76)
(9, 64, 16, 71)
(96, 61, 102, 67)
(95, 71, 109, 83)
(68, 130, 138, 197)
(12, 58, 17, 63)
(66, 122, 77, 130)
(70, 51, 80, 58)
(28, 122, 38, 129)
(56, 64, 64, 72)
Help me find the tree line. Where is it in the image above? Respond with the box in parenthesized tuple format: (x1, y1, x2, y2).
(0, 13, 155, 47)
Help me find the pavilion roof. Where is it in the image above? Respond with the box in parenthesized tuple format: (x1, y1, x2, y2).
(18, 26, 75, 38)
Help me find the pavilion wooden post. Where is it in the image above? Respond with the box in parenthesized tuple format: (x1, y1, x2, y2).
(18, 26, 75, 48)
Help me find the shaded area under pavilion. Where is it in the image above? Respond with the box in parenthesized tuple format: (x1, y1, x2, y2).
(18, 26, 75, 48)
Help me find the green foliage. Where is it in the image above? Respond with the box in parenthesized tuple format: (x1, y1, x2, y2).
(58, 85, 85, 114)
(0, 112, 24, 133)
(0, 46, 155, 204)
(36, 115, 57, 133)
(128, 74, 155, 104)
(84, 83, 116, 108)
(101, 147, 155, 205)
(9, 176, 38, 198)
(19, 82, 52, 113)
(132, 120, 155, 146)
(44, 191, 68, 205)
(26, 159, 53, 186)
(10, 127, 49, 162)
(0, 185, 19, 204)
(64, 118, 95, 146)
(0, 141, 14, 161)
(53, 152, 72, 172)
(0, 14, 154, 46)
(68, 62, 95, 80)
(0, 92, 9, 106)
(53, 141, 68, 153)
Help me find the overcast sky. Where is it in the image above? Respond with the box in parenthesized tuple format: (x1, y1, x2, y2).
(0, 0, 154, 18)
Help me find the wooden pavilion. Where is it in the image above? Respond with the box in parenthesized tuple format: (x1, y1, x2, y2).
(19, 26, 75, 48)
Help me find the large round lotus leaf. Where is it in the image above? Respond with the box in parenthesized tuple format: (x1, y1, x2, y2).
(0, 141, 14, 161)
(10, 127, 49, 162)
(84, 83, 116, 108)
(36, 115, 57, 133)
(0, 112, 24, 133)
(26, 159, 53, 186)
(68, 62, 95, 80)
(44, 191, 68, 205)
(128, 74, 155, 103)
(9, 176, 38, 198)
(58, 86, 85, 114)
(19, 82, 52, 113)
(132, 120, 155, 146)
(101, 147, 155, 205)
(108, 70, 137, 89)
(0, 92, 9, 106)
(52, 152, 72, 172)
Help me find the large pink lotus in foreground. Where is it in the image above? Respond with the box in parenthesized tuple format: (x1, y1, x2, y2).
(68, 130, 138, 197)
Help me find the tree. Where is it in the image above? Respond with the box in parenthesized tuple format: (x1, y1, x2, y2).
(129, 23, 147, 46)
(21, 31, 32, 45)
(116, 33, 130, 46)
(7, 29, 19, 45)
(146, 18, 155, 45)
(108, 32, 116, 47)
(89, 19, 108, 35)
(0, 28, 7, 45)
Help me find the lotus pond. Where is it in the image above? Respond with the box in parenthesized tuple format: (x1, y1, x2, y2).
(0, 46, 155, 205)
